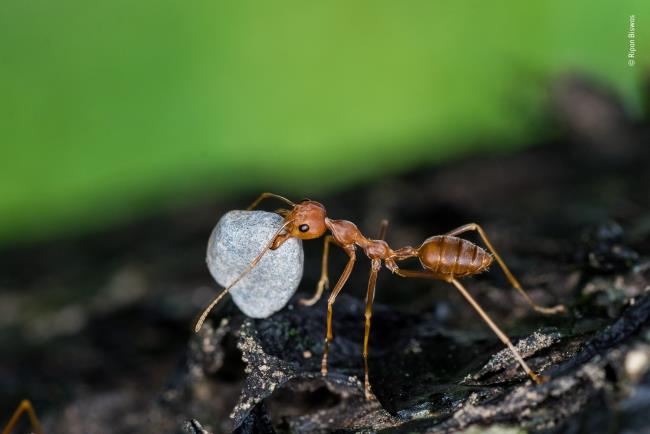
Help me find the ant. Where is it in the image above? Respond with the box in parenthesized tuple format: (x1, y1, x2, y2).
(2, 400, 43, 434)
(195, 193, 566, 399)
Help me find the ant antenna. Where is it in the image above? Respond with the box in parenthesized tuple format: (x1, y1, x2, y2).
(247, 193, 295, 211)
(194, 219, 294, 333)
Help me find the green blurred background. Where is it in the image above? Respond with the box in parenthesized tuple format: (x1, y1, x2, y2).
(1, 0, 647, 246)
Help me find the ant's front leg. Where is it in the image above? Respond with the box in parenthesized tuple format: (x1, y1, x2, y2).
(299, 236, 337, 306)
(321, 246, 356, 376)
(446, 223, 565, 315)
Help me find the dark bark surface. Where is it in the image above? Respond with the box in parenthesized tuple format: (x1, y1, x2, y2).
(1, 78, 649, 433)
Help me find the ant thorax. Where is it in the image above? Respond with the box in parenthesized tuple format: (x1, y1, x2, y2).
(362, 239, 392, 260)
(326, 218, 392, 259)
(324, 219, 364, 245)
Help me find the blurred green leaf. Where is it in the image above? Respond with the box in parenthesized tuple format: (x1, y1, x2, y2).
(0, 0, 647, 244)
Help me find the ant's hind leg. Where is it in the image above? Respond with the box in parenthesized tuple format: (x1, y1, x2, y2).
(449, 277, 545, 384)
(2, 400, 43, 434)
(321, 247, 356, 376)
(390, 266, 545, 384)
(446, 223, 565, 315)
(299, 236, 336, 306)
(362, 259, 381, 400)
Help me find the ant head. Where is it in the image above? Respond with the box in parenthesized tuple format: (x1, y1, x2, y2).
(271, 200, 327, 248)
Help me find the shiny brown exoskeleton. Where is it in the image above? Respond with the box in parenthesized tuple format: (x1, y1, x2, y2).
(194, 193, 566, 399)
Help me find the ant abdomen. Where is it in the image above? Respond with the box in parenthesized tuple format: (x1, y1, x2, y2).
(419, 235, 493, 276)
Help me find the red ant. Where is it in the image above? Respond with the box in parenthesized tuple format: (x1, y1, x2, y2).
(195, 193, 566, 399)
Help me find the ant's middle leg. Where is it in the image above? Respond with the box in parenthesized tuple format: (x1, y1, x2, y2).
(362, 258, 381, 400)
(390, 265, 545, 384)
(299, 235, 337, 306)
(446, 223, 565, 314)
(321, 246, 356, 376)
(357, 218, 388, 398)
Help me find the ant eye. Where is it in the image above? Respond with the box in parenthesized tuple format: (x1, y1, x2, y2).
(299, 224, 309, 233)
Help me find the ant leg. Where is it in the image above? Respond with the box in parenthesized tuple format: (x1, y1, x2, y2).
(363, 259, 381, 400)
(392, 266, 545, 384)
(299, 235, 336, 306)
(391, 268, 443, 279)
(448, 277, 545, 384)
(321, 246, 356, 376)
(377, 219, 389, 241)
(446, 223, 565, 314)
(246, 192, 295, 210)
(2, 400, 43, 434)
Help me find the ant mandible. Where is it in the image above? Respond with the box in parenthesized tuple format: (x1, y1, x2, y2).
(195, 193, 566, 399)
